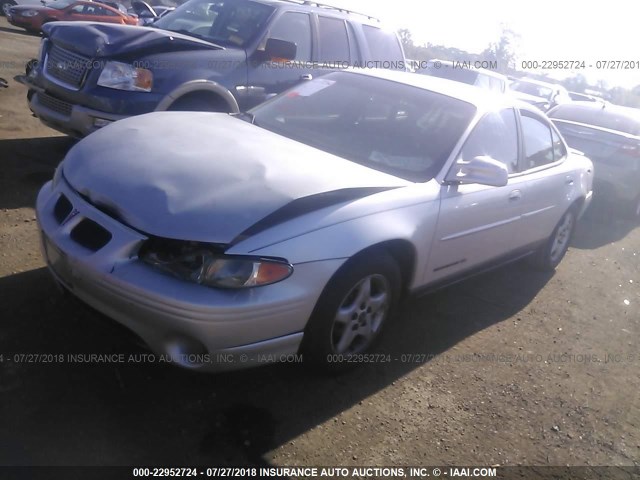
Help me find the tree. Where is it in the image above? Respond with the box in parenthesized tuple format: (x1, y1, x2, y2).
(397, 29, 416, 58)
(481, 25, 519, 73)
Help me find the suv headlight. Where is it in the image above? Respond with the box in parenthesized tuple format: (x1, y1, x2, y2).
(140, 240, 293, 289)
(97, 61, 153, 92)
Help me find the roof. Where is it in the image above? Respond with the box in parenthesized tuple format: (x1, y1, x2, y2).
(421, 59, 508, 81)
(252, 0, 380, 23)
(343, 68, 537, 114)
(514, 77, 565, 89)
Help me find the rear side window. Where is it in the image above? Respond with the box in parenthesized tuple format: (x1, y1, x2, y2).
(268, 12, 312, 61)
(521, 112, 555, 169)
(318, 16, 350, 63)
(362, 25, 403, 62)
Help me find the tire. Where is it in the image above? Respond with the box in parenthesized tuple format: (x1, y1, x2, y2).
(529, 208, 576, 271)
(1, 0, 16, 16)
(301, 250, 401, 372)
(168, 94, 227, 112)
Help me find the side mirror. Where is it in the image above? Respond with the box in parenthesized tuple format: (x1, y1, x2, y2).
(264, 38, 296, 61)
(445, 155, 509, 187)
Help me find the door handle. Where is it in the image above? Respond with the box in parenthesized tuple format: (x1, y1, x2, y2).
(508, 190, 522, 201)
(565, 176, 574, 185)
(300, 74, 313, 81)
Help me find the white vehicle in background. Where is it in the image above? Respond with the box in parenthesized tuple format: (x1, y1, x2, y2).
(509, 77, 571, 112)
(417, 59, 508, 93)
(36, 70, 593, 372)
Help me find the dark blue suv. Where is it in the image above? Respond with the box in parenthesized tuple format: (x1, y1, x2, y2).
(23, 0, 406, 137)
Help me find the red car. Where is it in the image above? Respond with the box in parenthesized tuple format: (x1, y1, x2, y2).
(7, 0, 137, 33)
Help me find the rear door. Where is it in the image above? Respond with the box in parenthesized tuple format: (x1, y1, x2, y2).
(517, 110, 575, 245)
(426, 108, 527, 282)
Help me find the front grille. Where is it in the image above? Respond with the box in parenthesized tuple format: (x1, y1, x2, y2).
(53, 194, 73, 224)
(70, 219, 112, 252)
(39, 92, 73, 117)
(45, 44, 90, 89)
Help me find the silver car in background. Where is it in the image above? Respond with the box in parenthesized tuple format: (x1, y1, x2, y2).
(549, 101, 640, 218)
(36, 70, 593, 372)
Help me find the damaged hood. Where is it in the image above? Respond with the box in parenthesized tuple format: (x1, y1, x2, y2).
(62, 113, 409, 243)
(42, 22, 222, 57)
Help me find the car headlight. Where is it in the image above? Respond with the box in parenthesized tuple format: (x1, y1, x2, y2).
(140, 241, 293, 289)
(97, 61, 153, 92)
(21, 10, 39, 16)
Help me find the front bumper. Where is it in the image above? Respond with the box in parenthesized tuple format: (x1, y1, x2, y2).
(28, 89, 128, 138)
(7, 14, 38, 30)
(36, 177, 345, 371)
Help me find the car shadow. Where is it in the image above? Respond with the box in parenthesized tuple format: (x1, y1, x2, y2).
(0, 25, 38, 36)
(572, 200, 639, 250)
(0, 136, 75, 210)
(0, 261, 553, 466)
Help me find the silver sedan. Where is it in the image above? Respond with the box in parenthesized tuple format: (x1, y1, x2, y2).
(36, 69, 594, 371)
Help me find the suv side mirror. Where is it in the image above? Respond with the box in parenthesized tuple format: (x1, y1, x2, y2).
(445, 156, 508, 187)
(264, 38, 296, 61)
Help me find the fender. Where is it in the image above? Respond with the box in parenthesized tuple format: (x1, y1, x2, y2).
(155, 79, 240, 113)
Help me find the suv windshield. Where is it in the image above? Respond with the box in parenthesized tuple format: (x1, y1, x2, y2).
(510, 80, 553, 99)
(154, 0, 274, 47)
(249, 72, 476, 182)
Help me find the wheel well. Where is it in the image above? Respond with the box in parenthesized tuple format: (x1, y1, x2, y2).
(355, 240, 416, 297)
(168, 91, 231, 112)
(571, 196, 585, 212)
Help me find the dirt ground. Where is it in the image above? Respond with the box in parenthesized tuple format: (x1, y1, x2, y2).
(0, 17, 639, 476)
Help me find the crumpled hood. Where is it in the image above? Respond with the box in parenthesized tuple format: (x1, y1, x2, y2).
(62, 113, 409, 243)
(42, 22, 222, 58)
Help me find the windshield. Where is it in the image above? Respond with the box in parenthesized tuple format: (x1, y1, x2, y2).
(48, 0, 76, 9)
(249, 72, 476, 182)
(153, 0, 274, 47)
(510, 80, 554, 99)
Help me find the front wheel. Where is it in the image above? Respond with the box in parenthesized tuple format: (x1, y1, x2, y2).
(529, 209, 576, 271)
(1, 0, 17, 16)
(301, 251, 401, 371)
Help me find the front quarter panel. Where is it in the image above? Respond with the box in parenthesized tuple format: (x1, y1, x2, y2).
(233, 183, 442, 291)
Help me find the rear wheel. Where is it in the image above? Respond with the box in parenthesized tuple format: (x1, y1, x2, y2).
(529, 208, 576, 271)
(302, 251, 401, 372)
(1, 0, 17, 16)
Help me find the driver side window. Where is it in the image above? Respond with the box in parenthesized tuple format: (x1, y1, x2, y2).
(267, 12, 312, 62)
(459, 109, 519, 173)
